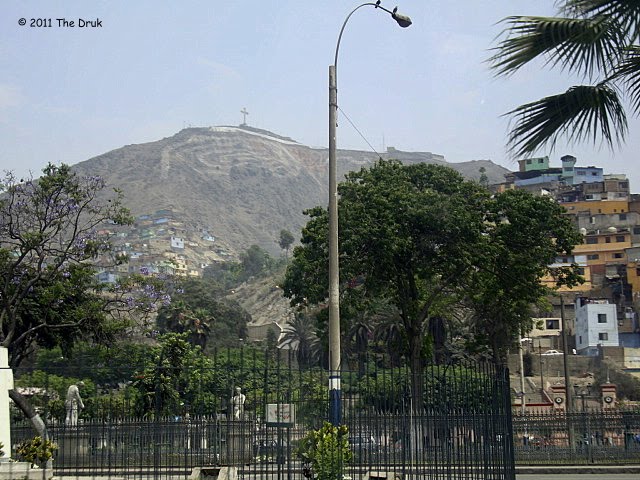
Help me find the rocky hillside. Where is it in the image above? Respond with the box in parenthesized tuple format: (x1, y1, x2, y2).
(73, 125, 511, 258)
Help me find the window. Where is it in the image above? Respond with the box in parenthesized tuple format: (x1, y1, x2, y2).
(598, 332, 609, 341)
(587, 254, 599, 260)
(605, 237, 611, 243)
(577, 267, 585, 275)
(619, 213, 627, 221)
(577, 171, 586, 175)
(546, 319, 560, 329)
(634, 226, 640, 235)
(598, 314, 607, 323)
(589, 216, 596, 224)
(526, 159, 532, 164)
(613, 253, 624, 259)
(592, 172, 598, 176)
(579, 335, 582, 344)
(586, 237, 598, 244)
(538, 158, 544, 163)
(616, 235, 625, 242)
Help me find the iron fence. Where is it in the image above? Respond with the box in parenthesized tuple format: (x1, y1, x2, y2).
(8, 350, 514, 480)
(512, 408, 640, 465)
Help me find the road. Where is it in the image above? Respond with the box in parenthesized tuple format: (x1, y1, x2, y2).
(518, 474, 639, 480)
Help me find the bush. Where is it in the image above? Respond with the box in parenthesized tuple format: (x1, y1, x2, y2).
(297, 422, 352, 480)
(16, 436, 57, 467)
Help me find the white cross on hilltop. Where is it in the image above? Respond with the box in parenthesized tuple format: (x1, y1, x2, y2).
(240, 108, 249, 126)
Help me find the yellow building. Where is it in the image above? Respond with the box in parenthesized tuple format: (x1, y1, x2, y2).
(573, 230, 631, 278)
(562, 199, 629, 216)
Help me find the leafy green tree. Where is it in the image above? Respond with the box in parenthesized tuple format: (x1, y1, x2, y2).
(32, 342, 149, 387)
(156, 300, 212, 349)
(489, 0, 640, 157)
(284, 160, 582, 409)
(478, 166, 488, 187)
(460, 189, 583, 361)
(0, 164, 167, 434)
(0, 164, 132, 365)
(131, 333, 216, 416)
(285, 161, 489, 408)
(203, 245, 281, 288)
(156, 278, 249, 348)
(278, 229, 295, 260)
(240, 244, 276, 280)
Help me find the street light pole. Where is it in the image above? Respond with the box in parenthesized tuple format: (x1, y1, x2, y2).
(328, 2, 411, 426)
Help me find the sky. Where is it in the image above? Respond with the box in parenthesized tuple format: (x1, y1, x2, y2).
(1, 1, 639, 188)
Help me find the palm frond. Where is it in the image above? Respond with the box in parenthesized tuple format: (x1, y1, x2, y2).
(505, 83, 627, 157)
(565, 0, 640, 40)
(615, 44, 640, 115)
(490, 15, 625, 78)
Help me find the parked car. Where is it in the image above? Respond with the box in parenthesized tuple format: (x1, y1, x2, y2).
(541, 349, 563, 356)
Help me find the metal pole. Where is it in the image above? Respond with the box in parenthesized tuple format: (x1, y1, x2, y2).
(538, 341, 544, 395)
(560, 297, 572, 410)
(518, 336, 526, 415)
(560, 296, 574, 450)
(328, 64, 341, 426)
(327, 1, 411, 427)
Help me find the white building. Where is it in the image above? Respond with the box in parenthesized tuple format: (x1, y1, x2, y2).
(170, 236, 184, 249)
(574, 297, 619, 355)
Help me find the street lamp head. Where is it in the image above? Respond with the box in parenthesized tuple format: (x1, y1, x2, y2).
(391, 7, 412, 28)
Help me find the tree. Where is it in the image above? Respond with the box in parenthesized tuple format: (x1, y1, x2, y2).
(284, 160, 582, 408)
(131, 333, 216, 416)
(460, 189, 584, 362)
(278, 229, 295, 260)
(156, 278, 249, 348)
(285, 161, 489, 407)
(489, 0, 640, 157)
(240, 245, 275, 280)
(279, 312, 320, 368)
(478, 166, 488, 187)
(156, 301, 212, 349)
(0, 164, 166, 434)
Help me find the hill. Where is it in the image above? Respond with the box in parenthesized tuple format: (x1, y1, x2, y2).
(72, 125, 511, 259)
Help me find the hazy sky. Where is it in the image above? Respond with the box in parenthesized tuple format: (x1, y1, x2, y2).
(2, 1, 639, 187)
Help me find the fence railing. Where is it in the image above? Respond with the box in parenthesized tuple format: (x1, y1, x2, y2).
(8, 352, 515, 480)
(512, 409, 640, 465)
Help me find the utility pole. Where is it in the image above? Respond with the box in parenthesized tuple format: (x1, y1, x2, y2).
(560, 296, 574, 448)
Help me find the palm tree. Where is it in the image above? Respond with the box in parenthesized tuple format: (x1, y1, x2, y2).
(347, 319, 372, 376)
(279, 312, 320, 368)
(371, 304, 406, 368)
(158, 301, 212, 349)
(490, 0, 640, 157)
